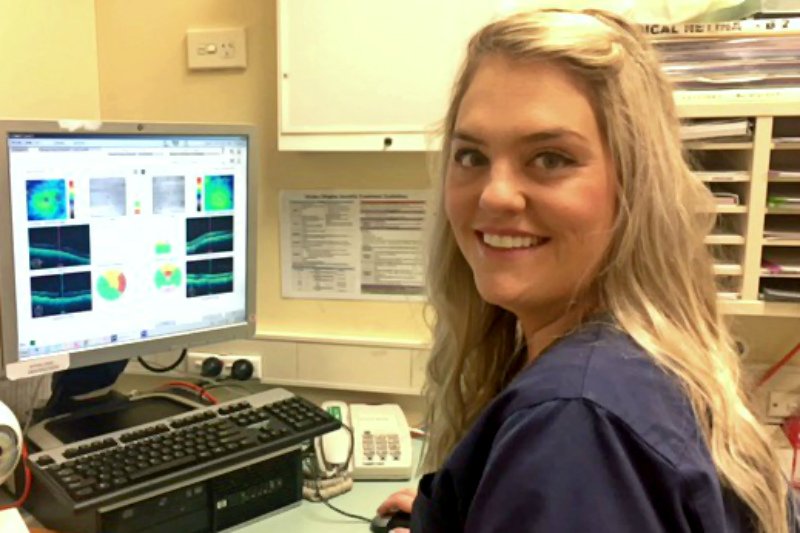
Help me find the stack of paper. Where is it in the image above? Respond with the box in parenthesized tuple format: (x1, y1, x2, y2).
(764, 229, 800, 239)
(764, 217, 800, 239)
(769, 169, 800, 179)
(713, 191, 741, 205)
(695, 170, 750, 181)
(762, 258, 800, 275)
(762, 286, 800, 301)
(649, 19, 800, 90)
(680, 119, 752, 141)
(767, 195, 800, 209)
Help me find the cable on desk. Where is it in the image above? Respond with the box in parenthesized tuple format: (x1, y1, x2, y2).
(201, 379, 255, 397)
(304, 424, 371, 524)
(158, 380, 218, 405)
(320, 495, 372, 523)
(138, 348, 187, 373)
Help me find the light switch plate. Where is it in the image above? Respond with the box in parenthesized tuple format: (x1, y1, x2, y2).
(767, 391, 800, 418)
(186, 28, 247, 70)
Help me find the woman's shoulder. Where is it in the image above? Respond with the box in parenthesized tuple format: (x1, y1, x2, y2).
(500, 321, 701, 469)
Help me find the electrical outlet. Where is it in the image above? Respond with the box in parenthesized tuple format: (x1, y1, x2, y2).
(186, 28, 247, 70)
(187, 351, 262, 381)
(767, 391, 800, 418)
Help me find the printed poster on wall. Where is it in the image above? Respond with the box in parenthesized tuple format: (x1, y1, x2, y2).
(279, 190, 430, 301)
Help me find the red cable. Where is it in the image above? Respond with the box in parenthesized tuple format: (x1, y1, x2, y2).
(162, 381, 218, 404)
(755, 341, 800, 389)
(0, 443, 31, 510)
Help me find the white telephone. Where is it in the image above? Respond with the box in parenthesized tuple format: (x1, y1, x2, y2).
(318, 401, 413, 481)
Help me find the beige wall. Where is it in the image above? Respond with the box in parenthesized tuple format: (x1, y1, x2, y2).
(94, 0, 430, 345)
(0, 0, 100, 119)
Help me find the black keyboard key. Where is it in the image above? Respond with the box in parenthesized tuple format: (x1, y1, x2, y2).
(293, 418, 314, 429)
(218, 401, 252, 416)
(59, 475, 81, 485)
(72, 487, 94, 501)
(119, 424, 169, 443)
(66, 477, 96, 491)
(36, 455, 55, 467)
(62, 448, 82, 459)
(129, 454, 197, 482)
(218, 432, 246, 444)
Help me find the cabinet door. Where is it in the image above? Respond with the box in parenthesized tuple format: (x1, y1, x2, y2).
(278, 0, 463, 150)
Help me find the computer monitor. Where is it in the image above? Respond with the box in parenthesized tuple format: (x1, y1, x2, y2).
(0, 120, 257, 379)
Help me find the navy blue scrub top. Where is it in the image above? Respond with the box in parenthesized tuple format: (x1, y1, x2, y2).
(411, 320, 792, 532)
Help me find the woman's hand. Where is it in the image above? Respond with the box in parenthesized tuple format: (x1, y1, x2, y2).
(376, 488, 417, 532)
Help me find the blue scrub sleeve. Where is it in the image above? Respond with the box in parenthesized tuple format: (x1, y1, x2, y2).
(464, 399, 688, 533)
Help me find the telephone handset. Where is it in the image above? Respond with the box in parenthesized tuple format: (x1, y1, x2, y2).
(316, 401, 352, 477)
(318, 401, 413, 480)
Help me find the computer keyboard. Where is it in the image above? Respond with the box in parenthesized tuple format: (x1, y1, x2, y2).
(26, 387, 340, 533)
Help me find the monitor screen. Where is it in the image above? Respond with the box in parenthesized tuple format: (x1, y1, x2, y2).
(0, 121, 256, 377)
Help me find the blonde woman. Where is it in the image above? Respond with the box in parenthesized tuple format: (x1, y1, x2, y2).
(376, 8, 796, 533)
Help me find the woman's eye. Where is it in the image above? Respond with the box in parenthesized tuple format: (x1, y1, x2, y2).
(531, 152, 574, 170)
(453, 148, 488, 168)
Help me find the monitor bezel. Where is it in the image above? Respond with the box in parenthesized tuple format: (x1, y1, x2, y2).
(0, 119, 258, 378)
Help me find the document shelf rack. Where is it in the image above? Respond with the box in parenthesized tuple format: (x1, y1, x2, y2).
(679, 93, 800, 316)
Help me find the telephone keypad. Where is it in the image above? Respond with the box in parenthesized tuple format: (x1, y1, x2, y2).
(361, 431, 402, 463)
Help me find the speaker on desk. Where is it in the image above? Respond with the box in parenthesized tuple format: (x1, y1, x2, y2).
(0, 399, 25, 532)
(0, 400, 22, 485)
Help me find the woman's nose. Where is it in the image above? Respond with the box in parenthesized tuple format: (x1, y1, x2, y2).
(478, 163, 526, 213)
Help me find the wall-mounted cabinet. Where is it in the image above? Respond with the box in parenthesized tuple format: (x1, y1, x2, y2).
(278, 0, 453, 151)
(276, 0, 503, 151)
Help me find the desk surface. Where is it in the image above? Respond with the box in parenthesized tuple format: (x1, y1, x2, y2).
(239, 476, 415, 533)
(238, 438, 422, 532)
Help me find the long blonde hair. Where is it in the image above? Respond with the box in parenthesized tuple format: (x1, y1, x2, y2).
(423, 9, 788, 533)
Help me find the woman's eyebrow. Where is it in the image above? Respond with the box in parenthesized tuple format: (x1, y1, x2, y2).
(453, 127, 589, 145)
(521, 128, 589, 144)
(452, 131, 486, 145)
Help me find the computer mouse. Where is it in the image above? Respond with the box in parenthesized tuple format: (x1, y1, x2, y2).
(369, 510, 412, 532)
